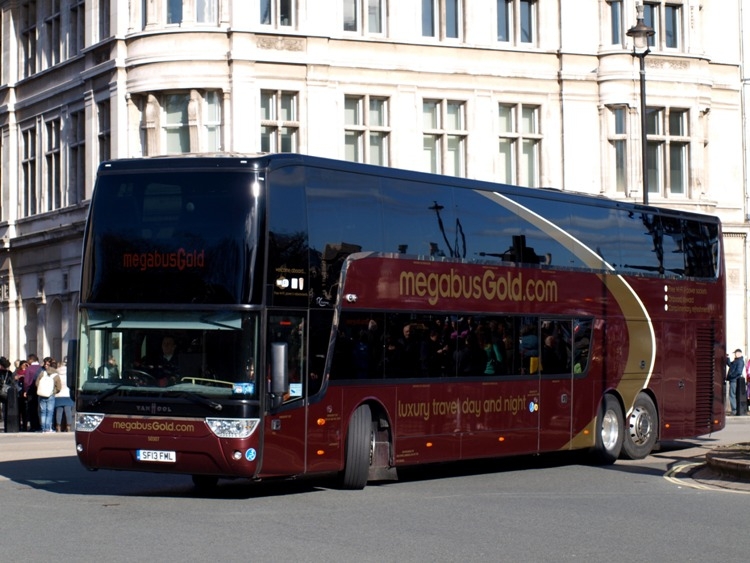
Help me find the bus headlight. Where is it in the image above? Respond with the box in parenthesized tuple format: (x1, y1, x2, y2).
(76, 413, 105, 432)
(206, 418, 260, 439)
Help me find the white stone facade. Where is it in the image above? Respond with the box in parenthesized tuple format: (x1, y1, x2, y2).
(0, 0, 745, 362)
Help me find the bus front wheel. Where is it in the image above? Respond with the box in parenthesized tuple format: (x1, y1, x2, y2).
(340, 404, 373, 490)
(591, 394, 623, 465)
(621, 393, 658, 460)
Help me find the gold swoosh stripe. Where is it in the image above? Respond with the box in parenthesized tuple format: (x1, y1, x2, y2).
(478, 191, 656, 449)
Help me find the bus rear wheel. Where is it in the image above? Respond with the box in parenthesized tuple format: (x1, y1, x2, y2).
(591, 394, 623, 465)
(340, 404, 373, 490)
(621, 393, 658, 460)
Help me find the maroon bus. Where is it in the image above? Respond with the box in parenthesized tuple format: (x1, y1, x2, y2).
(74, 154, 725, 489)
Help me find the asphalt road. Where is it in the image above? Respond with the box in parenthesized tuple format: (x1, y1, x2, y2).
(1, 419, 748, 562)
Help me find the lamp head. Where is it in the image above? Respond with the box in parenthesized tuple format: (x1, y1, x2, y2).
(626, 2, 655, 52)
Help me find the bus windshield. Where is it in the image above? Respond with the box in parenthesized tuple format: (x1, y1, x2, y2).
(77, 310, 259, 399)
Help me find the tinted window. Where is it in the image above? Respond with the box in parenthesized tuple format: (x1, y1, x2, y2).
(267, 166, 309, 307)
(83, 171, 255, 304)
(307, 168, 383, 306)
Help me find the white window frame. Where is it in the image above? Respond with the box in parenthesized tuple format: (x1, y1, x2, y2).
(70, 0, 85, 55)
(422, 99, 467, 177)
(44, 117, 61, 211)
(97, 0, 111, 40)
(498, 103, 541, 187)
(44, 0, 61, 68)
(607, 105, 629, 194)
(22, 1, 38, 77)
(162, 93, 191, 154)
(22, 126, 38, 217)
(646, 107, 690, 197)
(196, 0, 218, 24)
(497, 0, 536, 45)
(422, 0, 462, 41)
(261, 0, 296, 28)
(166, 0, 183, 25)
(607, 0, 623, 45)
(260, 90, 299, 153)
(344, 0, 386, 35)
(643, 1, 683, 51)
(98, 100, 111, 163)
(203, 91, 222, 152)
(69, 109, 86, 205)
(344, 94, 390, 165)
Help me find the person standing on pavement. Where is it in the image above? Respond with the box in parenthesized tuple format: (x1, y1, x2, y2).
(54, 356, 74, 432)
(37, 357, 61, 433)
(14, 360, 29, 430)
(24, 354, 44, 432)
(0, 356, 11, 427)
(726, 348, 745, 414)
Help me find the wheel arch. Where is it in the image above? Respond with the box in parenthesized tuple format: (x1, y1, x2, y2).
(629, 388, 660, 441)
(343, 398, 394, 474)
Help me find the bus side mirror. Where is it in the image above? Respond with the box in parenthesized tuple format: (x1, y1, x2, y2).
(270, 342, 289, 409)
(66, 339, 78, 396)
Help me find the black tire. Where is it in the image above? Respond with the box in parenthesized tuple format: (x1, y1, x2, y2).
(621, 393, 658, 460)
(591, 394, 623, 465)
(340, 404, 373, 490)
(192, 474, 219, 491)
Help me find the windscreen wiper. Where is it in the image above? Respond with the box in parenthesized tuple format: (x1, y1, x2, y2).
(173, 391, 223, 412)
(89, 383, 125, 406)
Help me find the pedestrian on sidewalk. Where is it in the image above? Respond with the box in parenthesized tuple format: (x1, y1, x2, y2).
(37, 358, 61, 433)
(14, 359, 30, 430)
(24, 354, 43, 431)
(54, 356, 73, 432)
(0, 356, 12, 429)
(726, 348, 745, 414)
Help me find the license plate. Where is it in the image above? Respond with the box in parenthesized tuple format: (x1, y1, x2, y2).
(136, 450, 176, 462)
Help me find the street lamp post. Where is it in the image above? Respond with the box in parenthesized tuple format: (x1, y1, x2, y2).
(626, 2, 655, 205)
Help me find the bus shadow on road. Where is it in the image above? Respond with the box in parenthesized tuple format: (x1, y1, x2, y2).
(0, 439, 709, 498)
(388, 450, 595, 485)
(0, 455, 328, 499)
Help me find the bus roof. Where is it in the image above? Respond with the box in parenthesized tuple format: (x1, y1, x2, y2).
(96, 153, 720, 225)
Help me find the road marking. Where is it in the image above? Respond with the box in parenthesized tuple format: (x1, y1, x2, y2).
(664, 461, 750, 494)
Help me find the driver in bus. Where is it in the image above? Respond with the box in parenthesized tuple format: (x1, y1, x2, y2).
(144, 335, 179, 387)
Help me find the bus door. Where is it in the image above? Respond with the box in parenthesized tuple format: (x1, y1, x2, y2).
(259, 312, 307, 478)
(538, 319, 576, 452)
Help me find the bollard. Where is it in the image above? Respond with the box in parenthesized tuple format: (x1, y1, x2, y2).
(737, 377, 748, 416)
(4, 381, 19, 432)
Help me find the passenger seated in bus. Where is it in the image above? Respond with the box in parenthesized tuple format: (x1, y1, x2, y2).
(422, 328, 449, 377)
(519, 324, 539, 374)
(541, 335, 566, 374)
(454, 331, 485, 376)
(394, 323, 421, 377)
(478, 326, 504, 376)
(97, 356, 120, 379)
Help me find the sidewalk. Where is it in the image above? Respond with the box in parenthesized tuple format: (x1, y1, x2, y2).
(0, 431, 75, 462)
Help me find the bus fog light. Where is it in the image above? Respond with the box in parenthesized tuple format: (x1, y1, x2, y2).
(76, 443, 84, 453)
(232, 451, 242, 460)
(206, 418, 259, 439)
(76, 413, 105, 432)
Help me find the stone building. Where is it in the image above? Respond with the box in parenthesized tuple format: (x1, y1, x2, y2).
(0, 0, 746, 362)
